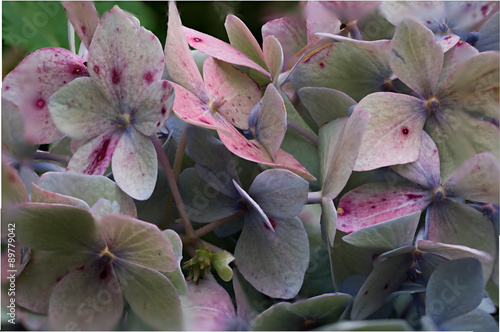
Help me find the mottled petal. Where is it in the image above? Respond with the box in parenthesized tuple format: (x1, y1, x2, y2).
(14, 203, 106, 253)
(305, 1, 341, 43)
(337, 183, 433, 233)
(49, 260, 123, 330)
(391, 19, 444, 98)
(163, 230, 188, 295)
(165, 2, 208, 102)
(114, 259, 183, 330)
(351, 252, 414, 320)
(476, 12, 500, 52)
(353, 92, 428, 171)
(392, 130, 441, 189)
(111, 127, 157, 200)
(183, 26, 270, 78)
(263, 36, 284, 82)
(438, 52, 500, 118)
(2, 48, 87, 143)
(233, 180, 273, 232)
(320, 1, 381, 22)
(2, 161, 29, 204)
(444, 152, 499, 204)
(437, 41, 479, 94)
(17, 251, 95, 313)
(171, 83, 219, 130)
(68, 128, 122, 175)
(262, 16, 307, 71)
(88, 6, 165, 112)
(48, 77, 116, 140)
(203, 58, 261, 130)
(31, 182, 91, 211)
(1, 99, 37, 158)
(235, 211, 310, 299)
(380, 1, 446, 29)
(100, 214, 176, 272)
(225, 14, 267, 69)
(131, 80, 175, 136)
(216, 116, 315, 180)
(62, 1, 100, 49)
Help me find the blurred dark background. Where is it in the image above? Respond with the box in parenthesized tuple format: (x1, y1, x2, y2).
(2, 1, 300, 78)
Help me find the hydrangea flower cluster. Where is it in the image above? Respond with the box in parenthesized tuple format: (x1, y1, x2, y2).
(1, 1, 498, 331)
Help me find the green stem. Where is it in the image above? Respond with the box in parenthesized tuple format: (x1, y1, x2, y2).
(193, 210, 245, 238)
(151, 136, 195, 238)
(307, 191, 323, 204)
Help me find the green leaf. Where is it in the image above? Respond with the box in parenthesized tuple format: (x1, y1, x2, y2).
(351, 252, 414, 320)
(17, 251, 94, 314)
(212, 250, 235, 282)
(235, 211, 310, 299)
(353, 92, 427, 171)
(100, 214, 176, 272)
(38, 171, 137, 217)
(290, 38, 392, 102)
(48, 259, 123, 330)
(342, 211, 421, 254)
(298, 87, 354, 127)
(15, 203, 105, 253)
(111, 127, 157, 200)
(114, 259, 182, 330)
(317, 319, 413, 331)
(426, 258, 484, 324)
(162, 230, 188, 296)
(390, 19, 443, 99)
(320, 109, 370, 199)
(180, 276, 236, 331)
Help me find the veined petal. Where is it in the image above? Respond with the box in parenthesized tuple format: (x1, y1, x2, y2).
(49, 77, 116, 140)
(2, 48, 87, 144)
(62, 1, 100, 49)
(203, 57, 261, 130)
(131, 80, 175, 136)
(390, 19, 444, 99)
(444, 152, 499, 204)
(111, 127, 157, 200)
(100, 214, 176, 272)
(68, 128, 122, 176)
(165, 1, 208, 102)
(49, 259, 123, 330)
(87, 6, 165, 112)
(353, 92, 428, 171)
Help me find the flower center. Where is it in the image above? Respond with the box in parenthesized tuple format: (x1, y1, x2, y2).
(116, 113, 131, 128)
(432, 186, 446, 202)
(426, 98, 440, 115)
(99, 246, 115, 264)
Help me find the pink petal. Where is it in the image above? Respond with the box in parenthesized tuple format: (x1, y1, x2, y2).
(320, 1, 382, 22)
(305, 1, 341, 44)
(68, 128, 122, 175)
(87, 6, 165, 112)
(62, 1, 100, 49)
(171, 83, 220, 131)
(165, 2, 208, 102)
(216, 115, 315, 180)
(435, 33, 460, 52)
(2, 48, 87, 144)
(262, 16, 307, 71)
(337, 183, 433, 233)
(203, 58, 261, 130)
(183, 26, 271, 78)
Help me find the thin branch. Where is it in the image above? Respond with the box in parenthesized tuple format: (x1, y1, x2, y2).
(151, 135, 195, 238)
(33, 151, 71, 164)
(307, 191, 323, 204)
(287, 121, 319, 146)
(193, 210, 245, 238)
